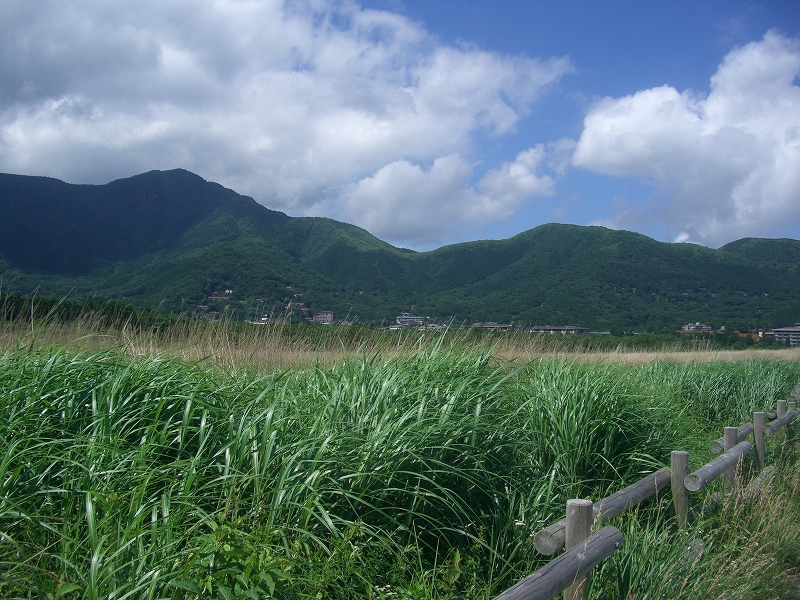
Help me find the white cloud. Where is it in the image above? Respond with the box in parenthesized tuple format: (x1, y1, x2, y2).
(341, 144, 560, 247)
(573, 30, 800, 246)
(0, 0, 571, 246)
(342, 155, 477, 246)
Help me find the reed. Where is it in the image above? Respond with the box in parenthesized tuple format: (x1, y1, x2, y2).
(1, 324, 799, 597)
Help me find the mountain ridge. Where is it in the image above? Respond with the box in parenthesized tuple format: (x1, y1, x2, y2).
(1, 169, 798, 331)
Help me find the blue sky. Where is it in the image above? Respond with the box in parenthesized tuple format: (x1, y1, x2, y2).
(362, 0, 800, 246)
(1, 1, 799, 249)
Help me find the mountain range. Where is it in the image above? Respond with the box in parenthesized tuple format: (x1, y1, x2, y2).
(1, 168, 798, 332)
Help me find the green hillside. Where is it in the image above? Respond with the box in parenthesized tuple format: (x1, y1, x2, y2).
(1, 169, 798, 331)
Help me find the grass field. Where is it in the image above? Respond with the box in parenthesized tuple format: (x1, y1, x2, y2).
(2, 311, 799, 371)
(2, 315, 800, 599)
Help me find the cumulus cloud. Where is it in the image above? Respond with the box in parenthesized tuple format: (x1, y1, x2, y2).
(0, 0, 571, 246)
(341, 144, 561, 246)
(573, 30, 800, 246)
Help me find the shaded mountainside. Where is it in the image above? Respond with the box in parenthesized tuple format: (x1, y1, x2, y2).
(1, 169, 799, 331)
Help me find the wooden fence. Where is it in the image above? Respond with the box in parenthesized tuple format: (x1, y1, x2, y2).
(493, 383, 800, 600)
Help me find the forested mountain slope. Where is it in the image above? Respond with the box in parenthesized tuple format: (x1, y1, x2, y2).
(1, 169, 798, 331)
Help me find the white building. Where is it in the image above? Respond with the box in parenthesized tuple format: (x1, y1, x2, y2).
(773, 324, 800, 346)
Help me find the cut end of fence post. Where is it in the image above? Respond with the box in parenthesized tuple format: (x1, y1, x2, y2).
(684, 474, 703, 492)
(533, 529, 563, 556)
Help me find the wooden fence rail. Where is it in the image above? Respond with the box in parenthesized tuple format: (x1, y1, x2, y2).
(684, 440, 753, 492)
(492, 382, 800, 600)
(765, 409, 796, 434)
(708, 409, 782, 453)
(533, 468, 670, 555)
(494, 525, 623, 600)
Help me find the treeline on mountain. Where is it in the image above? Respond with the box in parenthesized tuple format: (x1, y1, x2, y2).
(1, 169, 798, 332)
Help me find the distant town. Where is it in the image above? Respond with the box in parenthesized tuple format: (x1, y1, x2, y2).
(677, 322, 800, 345)
(194, 291, 800, 346)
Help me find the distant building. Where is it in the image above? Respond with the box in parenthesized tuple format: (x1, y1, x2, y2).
(246, 314, 271, 325)
(471, 322, 514, 331)
(396, 313, 426, 327)
(529, 325, 589, 335)
(678, 322, 713, 333)
(313, 311, 334, 324)
(773, 324, 800, 346)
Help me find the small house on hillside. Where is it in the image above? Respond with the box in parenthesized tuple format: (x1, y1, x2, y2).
(313, 311, 334, 324)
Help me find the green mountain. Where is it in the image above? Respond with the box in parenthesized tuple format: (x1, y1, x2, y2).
(1, 169, 799, 331)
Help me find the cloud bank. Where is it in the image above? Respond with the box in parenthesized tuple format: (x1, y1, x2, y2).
(0, 0, 570, 247)
(573, 31, 800, 246)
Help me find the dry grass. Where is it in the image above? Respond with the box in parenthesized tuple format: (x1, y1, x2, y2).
(533, 347, 800, 365)
(0, 316, 415, 371)
(3, 315, 799, 371)
(488, 334, 800, 365)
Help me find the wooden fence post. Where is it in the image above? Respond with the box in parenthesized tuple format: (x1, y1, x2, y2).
(564, 500, 593, 600)
(723, 427, 738, 494)
(534, 469, 670, 556)
(777, 400, 788, 450)
(709, 423, 754, 454)
(754, 412, 765, 471)
(671, 451, 689, 528)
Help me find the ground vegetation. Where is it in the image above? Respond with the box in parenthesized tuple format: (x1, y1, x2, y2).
(1, 309, 800, 598)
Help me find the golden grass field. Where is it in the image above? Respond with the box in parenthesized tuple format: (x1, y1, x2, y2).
(3, 314, 798, 371)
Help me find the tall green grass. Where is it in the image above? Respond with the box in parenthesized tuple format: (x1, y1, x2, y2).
(1, 339, 799, 598)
